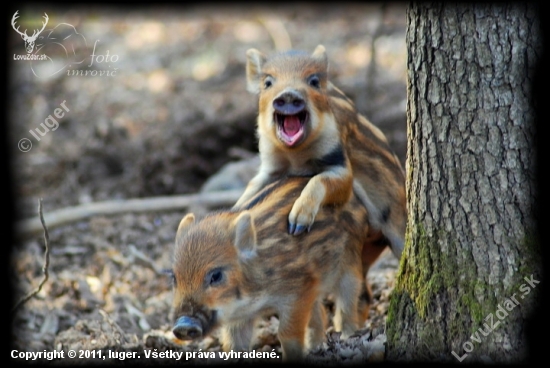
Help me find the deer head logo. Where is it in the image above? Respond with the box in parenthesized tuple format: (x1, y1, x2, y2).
(12, 10, 49, 54)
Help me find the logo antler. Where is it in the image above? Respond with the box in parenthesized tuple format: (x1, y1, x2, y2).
(12, 10, 49, 53)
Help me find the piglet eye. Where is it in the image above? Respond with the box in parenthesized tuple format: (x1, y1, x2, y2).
(308, 75, 320, 88)
(207, 268, 224, 286)
(211, 270, 222, 284)
(264, 76, 273, 89)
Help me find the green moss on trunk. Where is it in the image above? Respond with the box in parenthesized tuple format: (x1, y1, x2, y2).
(386, 223, 540, 361)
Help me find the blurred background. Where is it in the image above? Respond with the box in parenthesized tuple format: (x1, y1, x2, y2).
(8, 2, 406, 358)
(9, 2, 407, 218)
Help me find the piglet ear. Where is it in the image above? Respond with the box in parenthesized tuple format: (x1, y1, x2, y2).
(311, 44, 328, 70)
(176, 213, 195, 244)
(246, 48, 267, 94)
(233, 211, 257, 260)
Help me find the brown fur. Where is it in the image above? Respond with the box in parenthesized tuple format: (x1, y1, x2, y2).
(233, 45, 406, 258)
(171, 177, 386, 361)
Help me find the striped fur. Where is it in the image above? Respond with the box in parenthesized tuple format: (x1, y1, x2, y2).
(171, 177, 386, 362)
(233, 45, 406, 258)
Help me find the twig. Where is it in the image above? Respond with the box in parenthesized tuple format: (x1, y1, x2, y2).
(12, 199, 51, 313)
(15, 189, 244, 239)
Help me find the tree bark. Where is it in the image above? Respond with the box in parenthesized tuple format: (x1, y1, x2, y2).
(386, 3, 541, 363)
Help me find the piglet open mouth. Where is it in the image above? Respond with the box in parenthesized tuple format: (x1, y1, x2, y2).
(275, 111, 308, 147)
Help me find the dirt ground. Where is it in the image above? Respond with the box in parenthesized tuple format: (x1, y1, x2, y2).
(8, 3, 407, 364)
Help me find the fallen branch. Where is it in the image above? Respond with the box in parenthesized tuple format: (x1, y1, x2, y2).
(15, 189, 244, 239)
(12, 199, 51, 313)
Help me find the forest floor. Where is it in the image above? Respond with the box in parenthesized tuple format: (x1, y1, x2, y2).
(8, 3, 407, 364)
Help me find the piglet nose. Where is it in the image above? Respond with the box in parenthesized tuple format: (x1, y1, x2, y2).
(172, 316, 203, 340)
(273, 91, 305, 115)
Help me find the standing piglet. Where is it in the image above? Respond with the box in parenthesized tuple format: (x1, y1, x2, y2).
(170, 177, 386, 362)
(233, 45, 407, 259)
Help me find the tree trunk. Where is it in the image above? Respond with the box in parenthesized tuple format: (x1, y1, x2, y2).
(386, 3, 541, 363)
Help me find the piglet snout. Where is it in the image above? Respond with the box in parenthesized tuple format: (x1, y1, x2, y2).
(172, 316, 203, 340)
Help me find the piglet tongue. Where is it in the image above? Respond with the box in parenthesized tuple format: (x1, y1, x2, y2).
(283, 115, 301, 136)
